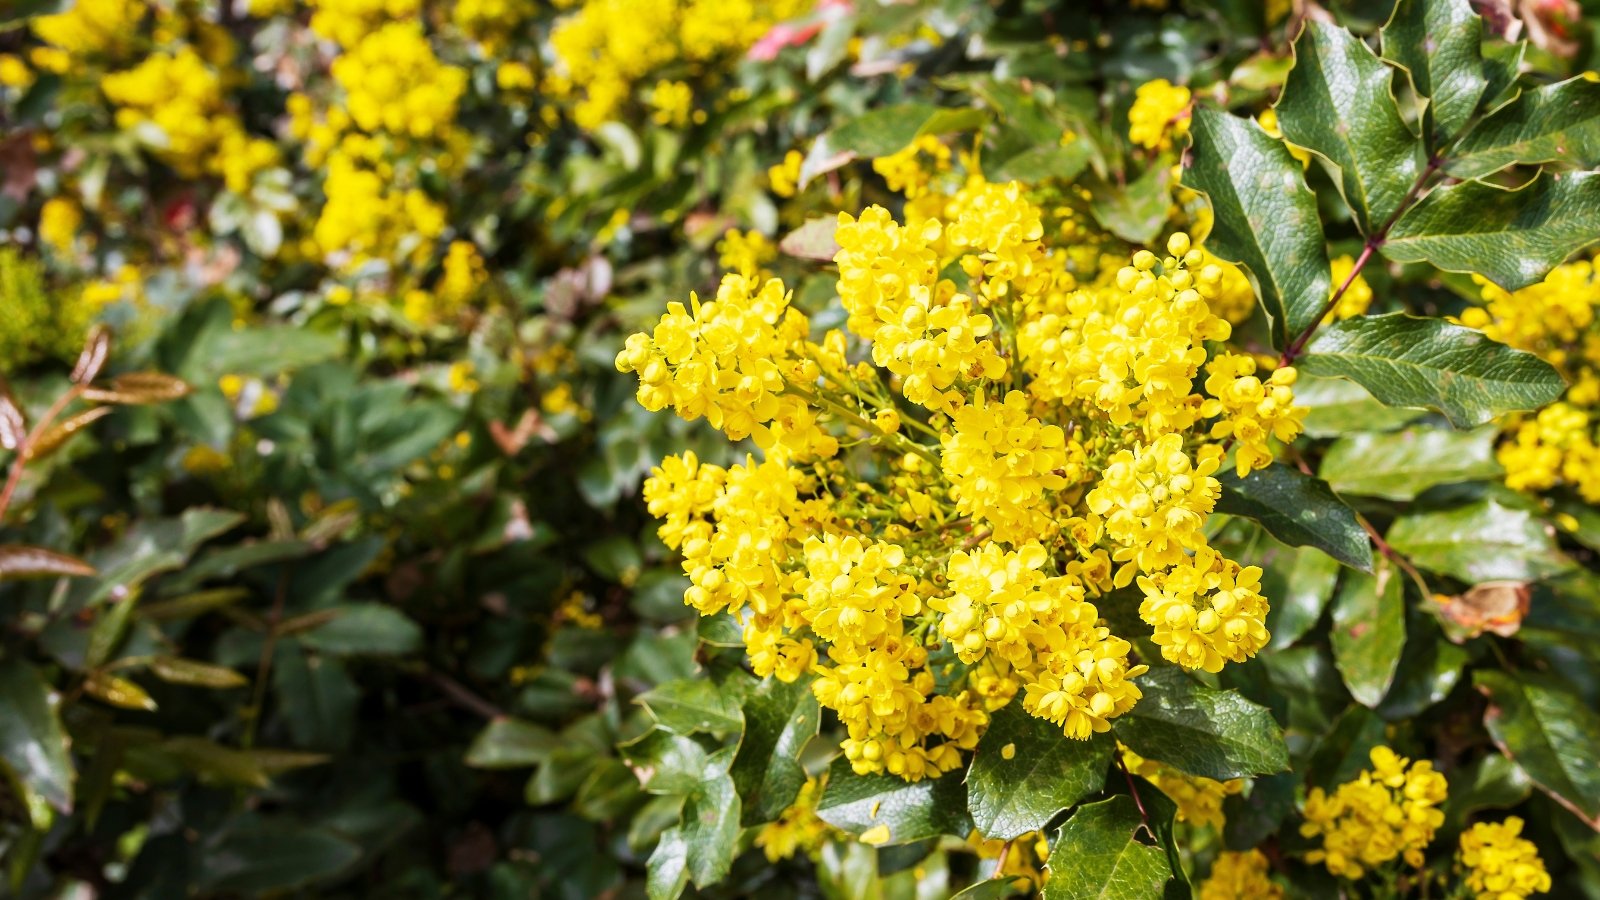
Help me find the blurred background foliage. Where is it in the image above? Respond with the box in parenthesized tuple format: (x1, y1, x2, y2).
(1, 0, 1599, 897)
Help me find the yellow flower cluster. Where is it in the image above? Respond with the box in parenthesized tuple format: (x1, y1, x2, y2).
(873, 135, 953, 200)
(312, 153, 446, 270)
(309, 0, 422, 48)
(0, 249, 120, 372)
(1325, 253, 1375, 321)
(331, 23, 467, 141)
(31, 0, 145, 57)
(755, 778, 831, 862)
(1300, 747, 1449, 880)
(1129, 78, 1191, 152)
(1120, 745, 1243, 829)
(1458, 818, 1552, 900)
(547, 0, 811, 129)
(1459, 259, 1600, 502)
(621, 163, 1296, 780)
(1199, 850, 1283, 900)
(451, 0, 535, 53)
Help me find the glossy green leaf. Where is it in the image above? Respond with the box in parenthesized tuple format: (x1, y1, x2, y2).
(1299, 313, 1567, 428)
(1448, 77, 1600, 179)
(967, 703, 1114, 840)
(815, 756, 972, 844)
(1381, 0, 1488, 141)
(647, 827, 690, 900)
(1043, 796, 1169, 900)
(621, 728, 715, 796)
(729, 675, 820, 825)
(0, 660, 74, 815)
(1295, 375, 1427, 437)
(1222, 772, 1297, 852)
(298, 603, 422, 657)
(1384, 172, 1600, 290)
(1114, 667, 1289, 781)
(1255, 541, 1341, 649)
(802, 104, 988, 186)
(1476, 670, 1600, 825)
(1185, 106, 1331, 345)
(636, 677, 745, 735)
(1320, 426, 1503, 500)
(1387, 498, 1573, 583)
(1329, 559, 1407, 707)
(1088, 165, 1172, 245)
(1278, 20, 1426, 233)
(465, 718, 558, 769)
(1217, 466, 1373, 572)
(197, 822, 360, 893)
(1442, 753, 1534, 826)
(682, 761, 741, 887)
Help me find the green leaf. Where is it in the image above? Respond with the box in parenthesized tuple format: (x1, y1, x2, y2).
(187, 325, 342, 381)
(1299, 313, 1567, 428)
(298, 603, 423, 657)
(0, 660, 74, 815)
(803, 104, 988, 186)
(967, 703, 1114, 840)
(682, 760, 741, 887)
(1442, 753, 1533, 826)
(1381, 0, 1488, 142)
(273, 643, 359, 751)
(1222, 772, 1297, 852)
(71, 508, 244, 610)
(1217, 466, 1373, 573)
(0, 545, 96, 580)
(1448, 77, 1600, 179)
(729, 675, 820, 825)
(1476, 670, 1600, 826)
(1043, 796, 1169, 900)
(146, 657, 249, 689)
(1087, 165, 1172, 245)
(198, 822, 361, 893)
(1387, 498, 1573, 583)
(465, 718, 558, 769)
(1278, 20, 1426, 234)
(1115, 667, 1289, 781)
(1329, 559, 1407, 707)
(815, 756, 972, 844)
(620, 728, 715, 795)
(636, 677, 745, 735)
(1184, 106, 1331, 345)
(647, 827, 690, 900)
(1319, 426, 1503, 500)
(952, 877, 1030, 900)
(1295, 374, 1426, 437)
(1255, 541, 1341, 649)
(1384, 171, 1600, 290)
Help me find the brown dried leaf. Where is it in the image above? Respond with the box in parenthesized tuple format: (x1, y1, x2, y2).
(25, 406, 112, 461)
(81, 372, 191, 405)
(1434, 581, 1531, 639)
(71, 326, 112, 384)
(780, 217, 842, 260)
(0, 545, 97, 579)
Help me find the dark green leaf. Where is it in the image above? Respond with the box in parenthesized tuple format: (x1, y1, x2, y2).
(682, 759, 741, 887)
(0, 660, 74, 815)
(298, 603, 423, 657)
(1299, 313, 1567, 428)
(1184, 106, 1331, 345)
(198, 822, 360, 893)
(967, 703, 1114, 840)
(1384, 172, 1600, 291)
(1320, 425, 1502, 500)
(1255, 541, 1341, 649)
(1476, 670, 1600, 825)
(1387, 498, 1573, 583)
(1115, 667, 1289, 781)
(1381, 0, 1488, 141)
(1442, 753, 1533, 827)
(1043, 796, 1169, 900)
(1448, 77, 1600, 179)
(1217, 466, 1373, 572)
(1329, 559, 1407, 707)
(636, 677, 745, 735)
(620, 728, 714, 796)
(1278, 20, 1426, 233)
(1223, 772, 1297, 852)
(730, 675, 820, 825)
(273, 643, 359, 751)
(466, 718, 558, 769)
(815, 757, 972, 844)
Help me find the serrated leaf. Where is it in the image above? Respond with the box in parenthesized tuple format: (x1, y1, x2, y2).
(1382, 0, 1489, 142)
(0, 545, 96, 579)
(1043, 796, 1169, 900)
(1448, 76, 1600, 179)
(1476, 670, 1600, 826)
(147, 657, 248, 689)
(636, 677, 745, 735)
(0, 660, 74, 814)
(465, 718, 557, 769)
(729, 675, 819, 825)
(82, 372, 191, 405)
(1216, 466, 1373, 572)
(1114, 667, 1289, 781)
(1185, 106, 1331, 345)
(1329, 559, 1407, 707)
(1278, 20, 1426, 234)
(1320, 425, 1503, 500)
(1384, 171, 1600, 291)
(1299, 313, 1566, 428)
(620, 728, 714, 795)
(967, 703, 1114, 840)
(1387, 498, 1573, 583)
(815, 756, 972, 843)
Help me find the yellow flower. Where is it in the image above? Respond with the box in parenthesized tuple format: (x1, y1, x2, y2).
(769, 149, 804, 198)
(1458, 817, 1551, 900)
(1200, 849, 1283, 900)
(755, 779, 830, 861)
(1200, 352, 1304, 477)
(38, 198, 82, 255)
(1301, 746, 1449, 880)
(32, 0, 144, 56)
(648, 79, 695, 127)
(1129, 78, 1191, 151)
(1325, 254, 1375, 321)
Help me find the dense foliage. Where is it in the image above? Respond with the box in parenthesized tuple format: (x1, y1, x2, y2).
(2, 0, 1600, 897)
